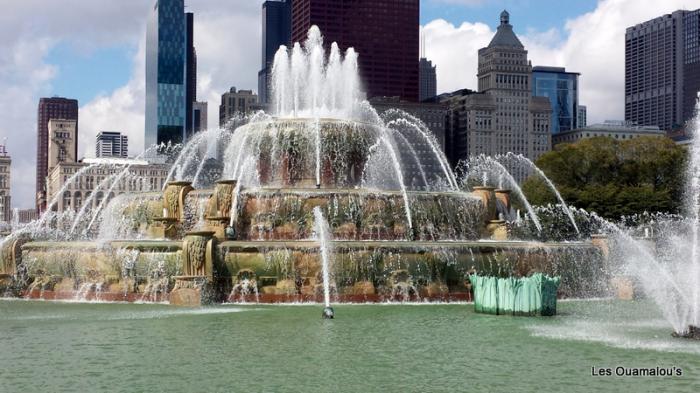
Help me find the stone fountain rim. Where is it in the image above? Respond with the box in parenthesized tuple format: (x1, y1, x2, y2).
(184, 231, 217, 237)
(219, 187, 480, 198)
(215, 179, 239, 185)
(472, 186, 497, 191)
(243, 117, 380, 128)
(166, 180, 193, 186)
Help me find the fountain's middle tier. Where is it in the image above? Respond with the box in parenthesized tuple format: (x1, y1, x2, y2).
(232, 188, 485, 241)
(140, 187, 488, 242)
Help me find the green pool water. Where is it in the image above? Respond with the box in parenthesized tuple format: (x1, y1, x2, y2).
(0, 299, 698, 392)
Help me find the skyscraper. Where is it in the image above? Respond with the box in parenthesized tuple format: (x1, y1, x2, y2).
(0, 144, 10, 224)
(291, 0, 420, 102)
(419, 57, 437, 102)
(36, 97, 78, 212)
(532, 66, 580, 134)
(259, 0, 292, 105)
(440, 11, 551, 173)
(625, 9, 700, 131)
(185, 12, 198, 140)
(96, 132, 129, 158)
(145, 0, 187, 147)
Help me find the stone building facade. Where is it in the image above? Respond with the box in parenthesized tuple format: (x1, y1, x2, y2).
(219, 87, 259, 127)
(46, 158, 169, 213)
(0, 145, 10, 223)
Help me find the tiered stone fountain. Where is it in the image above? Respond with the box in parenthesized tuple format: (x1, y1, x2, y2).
(0, 26, 607, 306)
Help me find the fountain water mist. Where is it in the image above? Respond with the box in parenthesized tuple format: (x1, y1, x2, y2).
(497, 153, 580, 235)
(462, 155, 542, 233)
(272, 25, 363, 120)
(313, 207, 334, 318)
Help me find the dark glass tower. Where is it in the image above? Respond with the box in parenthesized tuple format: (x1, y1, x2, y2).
(419, 57, 437, 101)
(625, 9, 700, 131)
(291, 0, 420, 102)
(145, 0, 187, 147)
(258, 0, 292, 104)
(532, 66, 580, 134)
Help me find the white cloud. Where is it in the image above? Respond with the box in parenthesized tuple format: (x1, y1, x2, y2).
(423, 0, 693, 125)
(79, 36, 147, 159)
(191, 2, 262, 129)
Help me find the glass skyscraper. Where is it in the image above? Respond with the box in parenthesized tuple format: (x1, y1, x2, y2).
(145, 0, 187, 148)
(532, 66, 580, 134)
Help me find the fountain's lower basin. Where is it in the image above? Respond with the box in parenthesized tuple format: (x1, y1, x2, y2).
(2, 239, 606, 305)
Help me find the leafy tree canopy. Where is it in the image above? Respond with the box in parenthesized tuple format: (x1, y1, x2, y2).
(521, 136, 687, 219)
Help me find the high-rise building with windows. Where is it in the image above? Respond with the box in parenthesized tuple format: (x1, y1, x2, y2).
(47, 120, 77, 178)
(419, 57, 437, 102)
(532, 66, 580, 134)
(145, 0, 187, 147)
(625, 9, 700, 131)
(259, 0, 292, 105)
(96, 132, 129, 158)
(219, 87, 259, 127)
(291, 0, 419, 102)
(577, 105, 587, 128)
(0, 144, 10, 224)
(36, 97, 78, 212)
(440, 11, 551, 174)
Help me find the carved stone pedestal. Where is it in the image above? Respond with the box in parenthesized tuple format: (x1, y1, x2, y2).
(150, 217, 181, 240)
(169, 231, 216, 306)
(205, 180, 238, 241)
(169, 276, 214, 306)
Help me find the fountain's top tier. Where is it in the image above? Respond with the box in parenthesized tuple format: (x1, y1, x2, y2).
(271, 25, 367, 121)
(231, 117, 380, 189)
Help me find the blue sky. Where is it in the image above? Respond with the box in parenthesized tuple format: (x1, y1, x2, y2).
(43, 0, 601, 107)
(46, 43, 136, 104)
(421, 0, 598, 29)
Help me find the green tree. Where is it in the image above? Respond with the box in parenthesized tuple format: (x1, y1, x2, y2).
(521, 136, 687, 219)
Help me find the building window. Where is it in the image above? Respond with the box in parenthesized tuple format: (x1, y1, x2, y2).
(63, 191, 72, 210)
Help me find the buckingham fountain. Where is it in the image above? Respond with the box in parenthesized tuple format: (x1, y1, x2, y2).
(0, 27, 698, 338)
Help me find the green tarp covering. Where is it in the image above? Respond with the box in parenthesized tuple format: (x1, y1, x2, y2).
(469, 273, 560, 316)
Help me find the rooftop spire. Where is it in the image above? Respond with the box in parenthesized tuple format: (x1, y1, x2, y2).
(487, 10, 523, 49)
(500, 10, 510, 25)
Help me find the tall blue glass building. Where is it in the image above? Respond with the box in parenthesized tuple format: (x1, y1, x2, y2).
(145, 0, 187, 147)
(532, 66, 580, 134)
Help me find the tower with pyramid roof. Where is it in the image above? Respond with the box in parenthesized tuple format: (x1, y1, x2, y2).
(439, 11, 552, 177)
(478, 10, 551, 173)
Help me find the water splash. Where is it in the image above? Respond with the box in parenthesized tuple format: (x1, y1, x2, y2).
(313, 207, 333, 307)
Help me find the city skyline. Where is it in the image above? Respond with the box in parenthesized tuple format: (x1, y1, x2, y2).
(0, 0, 697, 208)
